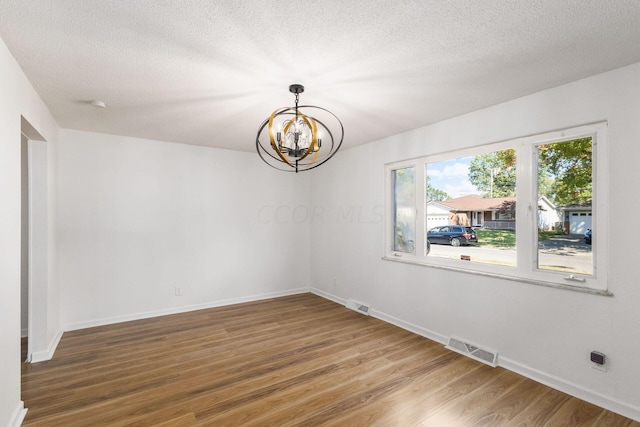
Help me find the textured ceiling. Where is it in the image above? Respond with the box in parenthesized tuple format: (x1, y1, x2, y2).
(2, 1, 640, 152)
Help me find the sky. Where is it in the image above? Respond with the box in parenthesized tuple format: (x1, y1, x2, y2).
(426, 156, 481, 198)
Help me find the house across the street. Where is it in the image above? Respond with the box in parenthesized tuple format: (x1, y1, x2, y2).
(427, 194, 561, 231)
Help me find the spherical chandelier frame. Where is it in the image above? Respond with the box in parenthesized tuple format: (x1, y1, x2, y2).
(256, 85, 344, 173)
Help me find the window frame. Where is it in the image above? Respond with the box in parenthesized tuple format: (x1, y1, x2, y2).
(383, 122, 609, 295)
(386, 159, 422, 256)
(391, 164, 418, 254)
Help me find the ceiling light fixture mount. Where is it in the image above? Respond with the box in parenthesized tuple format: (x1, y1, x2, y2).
(256, 84, 343, 173)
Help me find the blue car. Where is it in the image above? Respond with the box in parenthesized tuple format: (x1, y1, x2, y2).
(585, 229, 592, 244)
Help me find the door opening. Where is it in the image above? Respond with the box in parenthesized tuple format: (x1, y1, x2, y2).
(20, 116, 47, 364)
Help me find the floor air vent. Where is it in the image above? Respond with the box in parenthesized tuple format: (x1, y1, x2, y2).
(446, 337, 498, 367)
(345, 299, 371, 316)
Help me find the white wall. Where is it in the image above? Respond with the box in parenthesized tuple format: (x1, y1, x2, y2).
(57, 130, 312, 329)
(310, 62, 640, 420)
(0, 38, 60, 427)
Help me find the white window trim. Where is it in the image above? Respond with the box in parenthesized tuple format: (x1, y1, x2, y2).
(386, 159, 421, 256)
(383, 122, 610, 296)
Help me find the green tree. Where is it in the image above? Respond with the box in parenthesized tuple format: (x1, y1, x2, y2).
(426, 175, 450, 202)
(468, 149, 516, 197)
(467, 139, 592, 206)
(538, 138, 592, 205)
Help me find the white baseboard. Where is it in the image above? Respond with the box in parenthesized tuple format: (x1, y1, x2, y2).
(311, 287, 448, 345)
(500, 357, 640, 422)
(310, 287, 639, 423)
(64, 288, 310, 332)
(30, 329, 63, 363)
(371, 309, 449, 346)
(7, 401, 27, 427)
(310, 288, 346, 306)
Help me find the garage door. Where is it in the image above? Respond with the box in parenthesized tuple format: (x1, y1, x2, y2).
(570, 212, 592, 234)
(427, 214, 448, 230)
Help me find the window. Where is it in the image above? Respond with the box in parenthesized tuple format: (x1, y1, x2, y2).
(392, 166, 415, 253)
(496, 211, 515, 220)
(424, 148, 517, 267)
(385, 123, 608, 293)
(536, 138, 593, 276)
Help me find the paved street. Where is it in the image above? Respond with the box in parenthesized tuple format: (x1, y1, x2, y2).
(428, 234, 592, 274)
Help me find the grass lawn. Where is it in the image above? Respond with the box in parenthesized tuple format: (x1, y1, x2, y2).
(474, 228, 563, 248)
(475, 228, 515, 247)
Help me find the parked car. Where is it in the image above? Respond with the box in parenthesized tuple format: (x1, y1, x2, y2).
(585, 229, 592, 245)
(427, 225, 478, 247)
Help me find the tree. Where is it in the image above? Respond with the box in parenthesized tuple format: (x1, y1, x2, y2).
(466, 139, 592, 206)
(426, 175, 450, 202)
(468, 149, 516, 197)
(538, 138, 592, 205)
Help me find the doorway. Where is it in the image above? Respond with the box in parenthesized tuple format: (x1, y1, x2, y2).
(20, 117, 47, 363)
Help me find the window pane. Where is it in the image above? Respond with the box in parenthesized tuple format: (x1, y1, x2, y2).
(425, 149, 516, 266)
(393, 167, 415, 253)
(536, 138, 593, 275)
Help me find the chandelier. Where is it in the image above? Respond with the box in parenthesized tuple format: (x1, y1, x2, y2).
(256, 84, 343, 172)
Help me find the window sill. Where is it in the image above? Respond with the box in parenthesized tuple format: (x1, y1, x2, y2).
(381, 255, 612, 297)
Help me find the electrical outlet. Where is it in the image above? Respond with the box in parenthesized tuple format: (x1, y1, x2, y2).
(175, 287, 182, 296)
(591, 351, 606, 372)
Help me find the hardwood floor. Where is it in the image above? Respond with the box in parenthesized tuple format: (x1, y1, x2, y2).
(21, 293, 638, 426)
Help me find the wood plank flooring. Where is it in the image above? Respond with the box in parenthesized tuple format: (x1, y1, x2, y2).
(21, 293, 638, 426)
